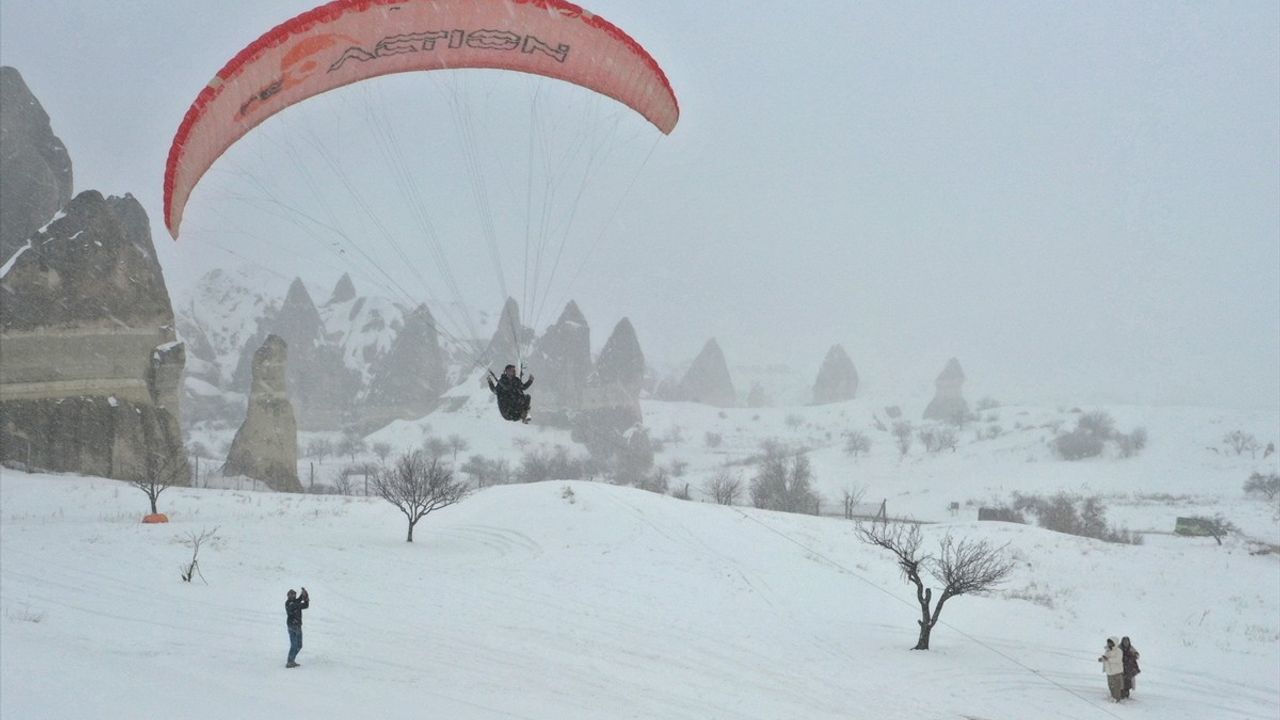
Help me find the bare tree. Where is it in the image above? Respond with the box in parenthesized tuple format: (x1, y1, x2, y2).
(749, 445, 818, 514)
(844, 430, 871, 458)
(892, 421, 914, 457)
(337, 433, 367, 464)
(306, 438, 333, 464)
(841, 484, 866, 519)
(373, 452, 469, 542)
(1223, 430, 1259, 457)
(371, 442, 393, 465)
(1244, 472, 1280, 501)
(132, 453, 189, 515)
(447, 434, 469, 464)
(855, 518, 1014, 650)
(422, 436, 450, 463)
(704, 469, 742, 505)
(334, 466, 355, 496)
(180, 526, 219, 583)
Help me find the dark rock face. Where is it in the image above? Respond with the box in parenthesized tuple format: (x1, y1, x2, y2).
(672, 338, 736, 408)
(1, 191, 185, 481)
(591, 318, 645, 397)
(528, 301, 592, 420)
(0, 66, 73, 260)
(223, 335, 300, 492)
(2, 192, 174, 332)
(573, 317, 646, 459)
(923, 357, 969, 425)
(326, 273, 356, 305)
(482, 297, 534, 370)
(363, 305, 447, 425)
(812, 345, 859, 405)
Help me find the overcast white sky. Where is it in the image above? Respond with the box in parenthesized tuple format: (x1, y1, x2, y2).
(2, 1, 1277, 409)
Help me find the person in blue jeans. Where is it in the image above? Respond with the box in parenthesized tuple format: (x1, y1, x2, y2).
(285, 587, 309, 668)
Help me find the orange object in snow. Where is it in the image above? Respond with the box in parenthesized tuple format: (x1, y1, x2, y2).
(142, 513, 170, 524)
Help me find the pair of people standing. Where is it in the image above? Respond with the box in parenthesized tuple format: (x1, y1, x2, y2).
(1098, 636, 1141, 701)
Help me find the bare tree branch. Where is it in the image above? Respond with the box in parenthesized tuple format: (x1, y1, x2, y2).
(373, 451, 469, 542)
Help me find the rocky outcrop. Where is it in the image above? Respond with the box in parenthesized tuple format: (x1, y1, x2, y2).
(362, 305, 447, 426)
(923, 358, 969, 425)
(528, 301, 592, 421)
(482, 297, 534, 370)
(233, 277, 358, 431)
(573, 318, 646, 456)
(1, 190, 185, 481)
(326, 273, 356, 306)
(812, 345, 859, 405)
(223, 335, 301, 492)
(671, 338, 736, 407)
(1, 66, 73, 260)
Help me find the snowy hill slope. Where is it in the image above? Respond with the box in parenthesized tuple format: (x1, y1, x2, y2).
(2, 473, 1276, 720)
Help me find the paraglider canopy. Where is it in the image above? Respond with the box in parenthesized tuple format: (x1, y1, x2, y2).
(164, 0, 679, 238)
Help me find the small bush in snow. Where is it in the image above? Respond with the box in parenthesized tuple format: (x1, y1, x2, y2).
(785, 414, 804, 430)
(1115, 427, 1149, 458)
(636, 467, 670, 495)
(918, 425, 959, 454)
(1181, 514, 1239, 546)
(1244, 472, 1280, 501)
(1223, 430, 1260, 457)
(892, 421, 914, 457)
(517, 446, 586, 484)
(704, 469, 743, 505)
(1053, 429, 1104, 460)
(1011, 492, 1140, 544)
(704, 432, 723, 449)
(460, 455, 512, 487)
(671, 482, 692, 501)
(844, 430, 871, 458)
(749, 444, 819, 514)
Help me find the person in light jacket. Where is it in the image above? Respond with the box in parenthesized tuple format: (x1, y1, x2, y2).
(1097, 636, 1124, 701)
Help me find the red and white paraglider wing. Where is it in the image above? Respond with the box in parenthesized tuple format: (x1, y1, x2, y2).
(163, 0, 679, 238)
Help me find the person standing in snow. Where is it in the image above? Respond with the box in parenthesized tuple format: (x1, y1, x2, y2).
(1120, 636, 1141, 698)
(285, 587, 309, 668)
(1098, 636, 1125, 701)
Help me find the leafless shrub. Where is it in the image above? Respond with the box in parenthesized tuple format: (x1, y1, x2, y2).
(855, 519, 1014, 650)
(918, 425, 959, 454)
(447, 435, 469, 463)
(305, 438, 333, 464)
(517, 446, 587, 483)
(1115, 427, 1149, 458)
(373, 452, 469, 542)
(892, 421, 914, 457)
(841, 485, 866, 519)
(180, 526, 219, 583)
(704, 469, 743, 505)
(844, 430, 871, 458)
(672, 482, 692, 501)
(1223, 430, 1260, 457)
(749, 444, 818, 514)
(704, 432, 723, 449)
(337, 432, 366, 463)
(422, 436, 450, 463)
(636, 467, 670, 494)
(132, 453, 189, 516)
(371, 442, 393, 465)
(460, 454, 512, 487)
(1244, 472, 1280, 501)
(1011, 492, 1141, 544)
(785, 414, 804, 430)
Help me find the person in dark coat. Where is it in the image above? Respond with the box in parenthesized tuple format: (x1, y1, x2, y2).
(1120, 636, 1141, 698)
(488, 364, 534, 423)
(285, 587, 309, 668)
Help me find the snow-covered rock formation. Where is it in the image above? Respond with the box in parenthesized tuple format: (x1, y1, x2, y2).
(223, 335, 300, 492)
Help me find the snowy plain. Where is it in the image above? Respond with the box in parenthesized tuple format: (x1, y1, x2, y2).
(3, 397, 1278, 720)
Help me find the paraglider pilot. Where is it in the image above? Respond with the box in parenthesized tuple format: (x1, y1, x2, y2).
(489, 364, 533, 424)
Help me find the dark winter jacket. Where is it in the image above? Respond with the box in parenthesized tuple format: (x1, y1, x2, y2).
(285, 593, 309, 627)
(1122, 646, 1140, 677)
(489, 373, 532, 399)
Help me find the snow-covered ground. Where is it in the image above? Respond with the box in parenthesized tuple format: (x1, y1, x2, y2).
(3, 399, 1278, 719)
